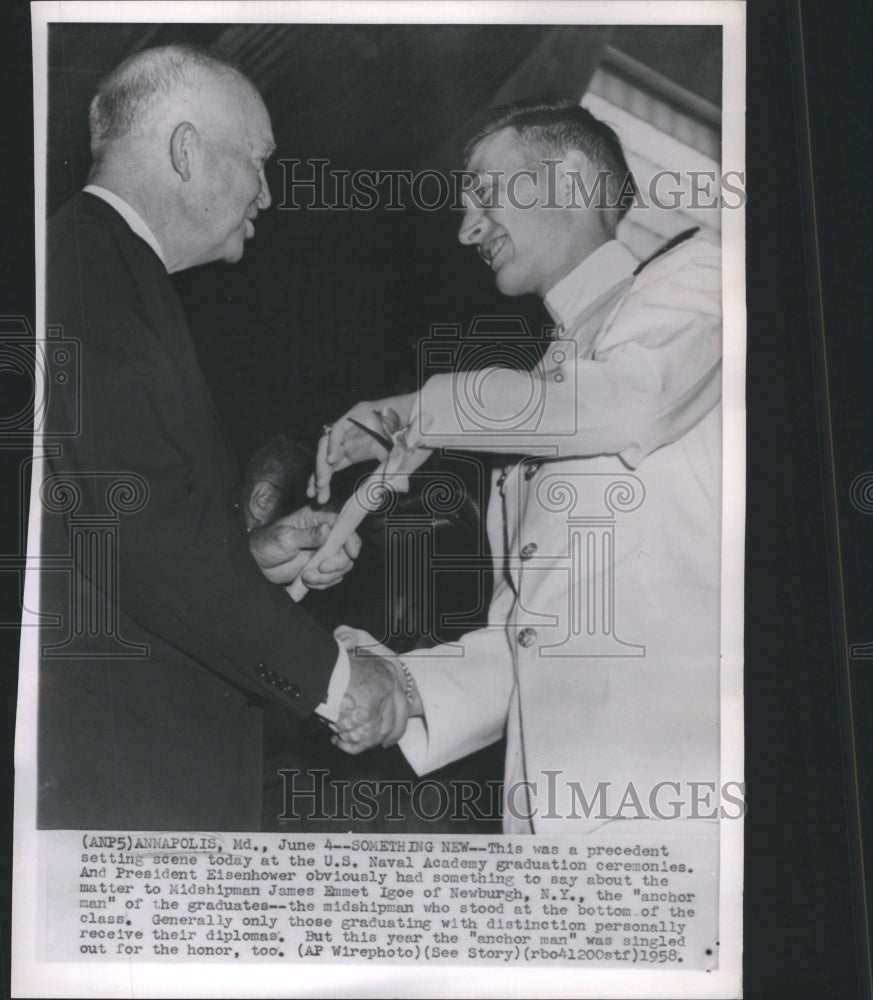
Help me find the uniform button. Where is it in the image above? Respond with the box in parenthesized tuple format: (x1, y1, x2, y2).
(517, 627, 537, 648)
(523, 462, 541, 481)
(227, 500, 241, 517)
(520, 542, 538, 560)
(256, 663, 268, 677)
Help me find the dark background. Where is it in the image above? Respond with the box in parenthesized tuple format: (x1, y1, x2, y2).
(2, 3, 873, 998)
(37, 20, 730, 839)
(44, 21, 723, 463)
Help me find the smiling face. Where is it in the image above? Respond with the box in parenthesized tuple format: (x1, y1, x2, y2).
(188, 80, 275, 266)
(459, 127, 579, 299)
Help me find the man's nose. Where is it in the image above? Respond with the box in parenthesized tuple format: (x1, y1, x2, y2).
(257, 168, 271, 210)
(458, 205, 485, 245)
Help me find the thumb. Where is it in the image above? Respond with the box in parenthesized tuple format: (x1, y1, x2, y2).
(334, 624, 385, 652)
(334, 625, 395, 659)
(288, 522, 330, 551)
(334, 625, 364, 651)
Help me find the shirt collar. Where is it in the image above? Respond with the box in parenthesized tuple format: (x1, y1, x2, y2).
(544, 240, 638, 329)
(83, 184, 167, 269)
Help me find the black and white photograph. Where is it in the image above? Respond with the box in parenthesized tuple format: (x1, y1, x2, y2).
(12, 1, 749, 996)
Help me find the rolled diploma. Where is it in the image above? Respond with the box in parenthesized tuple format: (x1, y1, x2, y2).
(287, 460, 390, 603)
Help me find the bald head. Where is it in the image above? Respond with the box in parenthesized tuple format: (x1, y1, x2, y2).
(88, 45, 275, 272)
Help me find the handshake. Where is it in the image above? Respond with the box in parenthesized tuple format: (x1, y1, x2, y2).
(245, 402, 428, 755)
(332, 626, 423, 753)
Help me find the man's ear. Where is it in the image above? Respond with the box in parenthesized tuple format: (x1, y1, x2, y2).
(555, 149, 596, 207)
(247, 480, 280, 526)
(170, 122, 197, 182)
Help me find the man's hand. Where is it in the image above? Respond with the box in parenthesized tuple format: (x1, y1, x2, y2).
(330, 624, 423, 753)
(307, 393, 417, 505)
(249, 506, 361, 589)
(333, 649, 409, 753)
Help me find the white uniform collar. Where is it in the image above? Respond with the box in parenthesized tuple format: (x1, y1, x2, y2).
(83, 184, 167, 269)
(544, 240, 638, 329)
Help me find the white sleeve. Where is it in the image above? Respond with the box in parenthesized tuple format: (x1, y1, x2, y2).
(399, 575, 516, 775)
(409, 242, 722, 469)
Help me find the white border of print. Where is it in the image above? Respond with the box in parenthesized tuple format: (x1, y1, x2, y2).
(15, 2, 745, 997)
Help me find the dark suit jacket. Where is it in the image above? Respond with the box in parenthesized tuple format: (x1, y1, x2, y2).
(38, 192, 338, 831)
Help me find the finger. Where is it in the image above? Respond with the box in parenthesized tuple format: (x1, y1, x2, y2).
(334, 624, 378, 647)
(334, 626, 358, 651)
(317, 422, 355, 501)
(261, 551, 311, 585)
(302, 570, 344, 590)
(274, 505, 327, 527)
(375, 692, 397, 745)
(315, 550, 353, 575)
(266, 525, 328, 565)
(383, 714, 407, 748)
(301, 551, 351, 589)
(336, 704, 367, 732)
(335, 725, 368, 745)
(383, 687, 410, 747)
(334, 720, 379, 748)
(252, 523, 324, 567)
(299, 523, 331, 551)
(343, 531, 362, 560)
(306, 472, 316, 499)
(300, 507, 337, 528)
(314, 430, 332, 505)
(333, 736, 370, 755)
(325, 417, 345, 467)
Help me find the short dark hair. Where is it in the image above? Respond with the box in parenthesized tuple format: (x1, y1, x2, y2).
(88, 43, 245, 158)
(242, 434, 314, 521)
(463, 98, 635, 232)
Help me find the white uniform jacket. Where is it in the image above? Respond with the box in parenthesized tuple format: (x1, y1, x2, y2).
(399, 236, 723, 834)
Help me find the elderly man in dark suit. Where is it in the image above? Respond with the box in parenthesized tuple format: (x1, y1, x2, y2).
(38, 44, 410, 831)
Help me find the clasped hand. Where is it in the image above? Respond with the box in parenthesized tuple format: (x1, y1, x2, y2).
(249, 505, 361, 589)
(332, 625, 421, 753)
